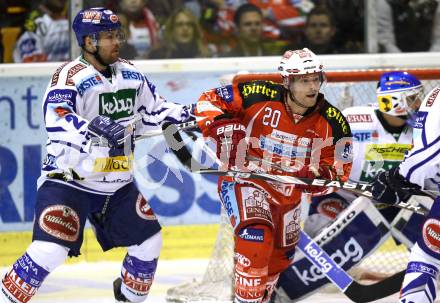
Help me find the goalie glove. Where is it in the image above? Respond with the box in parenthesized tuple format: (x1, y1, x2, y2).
(207, 116, 247, 169)
(88, 115, 133, 156)
(371, 167, 421, 205)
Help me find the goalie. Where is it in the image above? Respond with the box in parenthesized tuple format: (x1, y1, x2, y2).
(194, 48, 352, 303)
(274, 71, 426, 301)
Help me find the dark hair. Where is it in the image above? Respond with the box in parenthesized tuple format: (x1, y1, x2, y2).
(233, 3, 262, 26)
(306, 7, 336, 27)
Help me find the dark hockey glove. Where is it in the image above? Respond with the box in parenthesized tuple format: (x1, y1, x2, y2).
(371, 167, 421, 205)
(207, 116, 247, 169)
(88, 115, 133, 157)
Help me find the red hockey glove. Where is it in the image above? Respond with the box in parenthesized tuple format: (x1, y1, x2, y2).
(292, 165, 334, 195)
(207, 117, 247, 169)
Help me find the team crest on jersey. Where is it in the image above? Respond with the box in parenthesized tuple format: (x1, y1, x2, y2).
(215, 85, 234, 103)
(99, 88, 136, 120)
(77, 74, 103, 96)
(413, 111, 428, 129)
(135, 195, 157, 220)
(39, 205, 80, 242)
(423, 219, 440, 254)
(317, 198, 345, 219)
(242, 187, 272, 223)
(283, 205, 301, 246)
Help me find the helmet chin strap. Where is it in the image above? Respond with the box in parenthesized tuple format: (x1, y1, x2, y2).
(84, 36, 109, 68)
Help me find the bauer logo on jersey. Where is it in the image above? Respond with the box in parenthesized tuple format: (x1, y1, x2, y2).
(238, 228, 264, 242)
(99, 88, 136, 120)
(46, 89, 77, 106)
(77, 74, 103, 96)
(215, 85, 234, 103)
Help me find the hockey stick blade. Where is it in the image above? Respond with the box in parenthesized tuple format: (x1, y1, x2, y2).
(298, 230, 404, 303)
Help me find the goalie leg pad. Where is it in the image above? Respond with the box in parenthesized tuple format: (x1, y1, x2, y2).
(276, 196, 391, 301)
(1, 241, 68, 303)
(399, 243, 440, 303)
(234, 224, 273, 303)
(119, 232, 162, 302)
(219, 180, 274, 232)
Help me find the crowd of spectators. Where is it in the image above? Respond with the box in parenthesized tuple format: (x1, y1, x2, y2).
(0, 0, 439, 63)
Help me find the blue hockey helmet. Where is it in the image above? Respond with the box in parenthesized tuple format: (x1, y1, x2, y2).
(72, 7, 121, 47)
(376, 71, 423, 116)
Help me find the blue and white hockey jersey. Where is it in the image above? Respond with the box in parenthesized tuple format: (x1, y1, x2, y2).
(39, 56, 192, 194)
(400, 87, 440, 190)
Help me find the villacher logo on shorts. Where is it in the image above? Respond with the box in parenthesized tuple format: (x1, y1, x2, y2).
(39, 205, 80, 242)
(423, 218, 440, 254)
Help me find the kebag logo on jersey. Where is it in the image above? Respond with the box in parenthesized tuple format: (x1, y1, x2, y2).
(99, 88, 136, 120)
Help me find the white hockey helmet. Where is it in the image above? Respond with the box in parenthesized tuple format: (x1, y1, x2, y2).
(278, 48, 325, 87)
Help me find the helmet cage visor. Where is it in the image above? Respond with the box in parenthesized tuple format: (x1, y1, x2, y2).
(377, 86, 424, 116)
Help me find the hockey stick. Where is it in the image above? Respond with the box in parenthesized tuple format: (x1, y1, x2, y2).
(297, 230, 404, 303)
(135, 119, 199, 140)
(162, 121, 407, 302)
(161, 122, 432, 216)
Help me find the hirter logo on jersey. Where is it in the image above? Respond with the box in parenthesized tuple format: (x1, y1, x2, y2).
(99, 88, 136, 120)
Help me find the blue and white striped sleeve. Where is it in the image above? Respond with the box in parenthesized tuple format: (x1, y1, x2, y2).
(42, 87, 89, 152)
(136, 77, 193, 133)
(400, 87, 440, 188)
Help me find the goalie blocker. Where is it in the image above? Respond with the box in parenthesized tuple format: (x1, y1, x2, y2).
(274, 195, 425, 302)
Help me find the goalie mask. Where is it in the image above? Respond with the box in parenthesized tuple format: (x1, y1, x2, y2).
(377, 71, 423, 117)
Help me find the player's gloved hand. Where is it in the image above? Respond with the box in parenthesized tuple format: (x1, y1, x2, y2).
(207, 116, 247, 169)
(291, 165, 334, 195)
(88, 115, 133, 156)
(371, 167, 421, 205)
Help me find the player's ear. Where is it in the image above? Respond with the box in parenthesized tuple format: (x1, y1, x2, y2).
(83, 36, 97, 52)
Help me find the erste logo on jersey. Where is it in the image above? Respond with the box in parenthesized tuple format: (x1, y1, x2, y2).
(77, 74, 103, 96)
(121, 70, 145, 81)
(99, 88, 136, 120)
(352, 130, 378, 142)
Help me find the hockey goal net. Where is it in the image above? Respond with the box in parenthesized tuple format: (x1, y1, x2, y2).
(166, 69, 440, 303)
